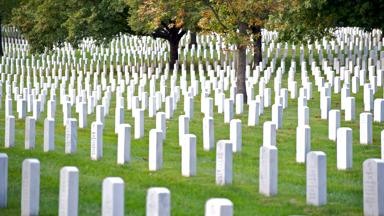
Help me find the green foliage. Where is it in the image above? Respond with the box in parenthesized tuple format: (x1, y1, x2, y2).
(200, 0, 336, 46)
(0, 0, 20, 23)
(324, 0, 384, 33)
(11, 0, 131, 53)
(269, 0, 334, 43)
(12, 0, 69, 52)
(199, 0, 285, 46)
(65, 0, 132, 47)
(127, 0, 203, 36)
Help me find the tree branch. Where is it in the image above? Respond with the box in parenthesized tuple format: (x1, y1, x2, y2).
(152, 27, 170, 40)
(177, 29, 187, 40)
(203, 0, 229, 31)
(226, 0, 241, 25)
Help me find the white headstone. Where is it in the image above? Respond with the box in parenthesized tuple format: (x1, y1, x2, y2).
(224, 99, 233, 123)
(96, 105, 105, 124)
(382, 130, 384, 159)
(115, 107, 124, 134)
(117, 124, 131, 164)
(44, 118, 55, 152)
(47, 100, 56, 119)
(360, 112, 373, 144)
(272, 104, 283, 129)
(320, 96, 331, 119)
(184, 96, 194, 119)
(337, 128, 353, 170)
(146, 187, 170, 216)
(298, 106, 309, 126)
(248, 100, 259, 126)
(182, 134, 197, 177)
(102, 177, 124, 216)
(230, 119, 242, 152)
(345, 97, 355, 121)
(205, 198, 233, 216)
(59, 166, 79, 216)
(296, 125, 311, 163)
(235, 94, 243, 114)
(216, 140, 233, 185)
(306, 151, 327, 206)
(79, 102, 87, 129)
(149, 129, 163, 171)
(65, 118, 78, 154)
(0, 154, 7, 208)
(203, 117, 214, 151)
(156, 112, 166, 141)
(263, 121, 276, 147)
(165, 96, 173, 119)
(179, 115, 189, 146)
(259, 145, 278, 196)
(18, 99, 26, 119)
(363, 159, 384, 216)
(4, 116, 15, 148)
(25, 116, 36, 150)
(374, 99, 384, 123)
(134, 109, 144, 139)
(328, 110, 340, 141)
(21, 159, 40, 216)
(91, 121, 103, 160)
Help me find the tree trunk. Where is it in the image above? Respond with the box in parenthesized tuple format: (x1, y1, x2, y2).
(189, 32, 197, 48)
(0, 18, 3, 57)
(252, 26, 262, 69)
(236, 22, 248, 103)
(169, 37, 180, 70)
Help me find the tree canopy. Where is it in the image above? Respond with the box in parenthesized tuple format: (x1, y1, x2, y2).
(197, 0, 336, 102)
(11, 0, 131, 53)
(0, 0, 21, 56)
(128, 0, 203, 69)
(324, 0, 384, 34)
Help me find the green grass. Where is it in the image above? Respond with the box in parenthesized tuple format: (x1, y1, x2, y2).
(0, 75, 382, 215)
(0, 44, 383, 215)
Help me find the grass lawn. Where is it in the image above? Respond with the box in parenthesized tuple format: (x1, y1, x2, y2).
(0, 48, 383, 215)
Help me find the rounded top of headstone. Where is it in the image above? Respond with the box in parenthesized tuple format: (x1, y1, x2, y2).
(205, 198, 233, 206)
(147, 187, 170, 194)
(338, 127, 352, 132)
(103, 177, 124, 184)
(307, 151, 326, 157)
(23, 158, 40, 164)
(363, 158, 384, 166)
(230, 119, 241, 123)
(120, 123, 132, 128)
(61, 166, 79, 172)
(185, 134, 197, 140)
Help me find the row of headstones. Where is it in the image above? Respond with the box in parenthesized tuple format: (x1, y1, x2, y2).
(2, 27, 381, 75)
(2, 27, 381, 84)
(1, 57, 383, 145)
(1, 36, 381, 106)
(7, 102, 380, 190)
(1, 152, 383, 215)
(3, 83, 384, 161)
(1, 38, 382, 101)
(0, 155, 234, 216)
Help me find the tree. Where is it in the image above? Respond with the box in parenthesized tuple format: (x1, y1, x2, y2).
(128, 0, 203, 69)
(199, 0, 287, 102)
(323, 0, 384, 35)
(268, 0, 333, 43)
(0, 0, 20, 56)
(11, 0, 131, 53)
(199, 0, 334, 102)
